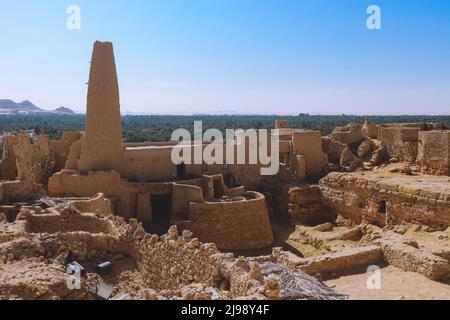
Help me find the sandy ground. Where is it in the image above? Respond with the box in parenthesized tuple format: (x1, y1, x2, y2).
(325, 265, 450, 300)
(403, 227, 450, 250)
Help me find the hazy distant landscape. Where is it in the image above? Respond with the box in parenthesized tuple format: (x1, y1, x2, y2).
(0, 114, 449, 142)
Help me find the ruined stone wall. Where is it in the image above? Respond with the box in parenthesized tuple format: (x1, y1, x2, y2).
(182, 191, 274, 250)
(69, 193, 112, 217)
(288, 185, 326, 225)
(362, 120, 378, 139)
(49, 170, 235, 232)
(23, 208, 116, 235)
(48, 171, 137, 219)
(13, 133, 55, 187)
(65, 138, 82, 170)
(417, 131, 450, 176)
(329, 124, 364, 146)
(0, 135, 18, 180)
(137, 229, 277, 298)
(1, 207, 279, 299)
(379, 126, 419, 163)
(0, 133, 56, 201)
(49, 131, 82, 172)
(321, 137, 346, 164)
(0, 181, 38, 203)
(320, 172, 450, 229)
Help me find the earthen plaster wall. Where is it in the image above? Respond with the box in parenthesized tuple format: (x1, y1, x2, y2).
(48, 170, 137, 219)
(291, 131, 328, 180)
(49, 131, 82, 172)
(183, 191, 274, 250)
(379, 127, 420, 163)
(0, 135, 18, 180)
(417, 131, 450, 176)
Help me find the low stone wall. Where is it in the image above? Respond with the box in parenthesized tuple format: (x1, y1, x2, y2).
(271, 246, 382, 276)
(69, 193, 112, 217)
(22, 207, 116, 235)
(320, 171, 450, 229)
(300, 246, 382, 275)
(0, 180, 45, 203)
(183, 191, 274, 251)
(48, 170, 137, 219)
(377, 232, 450, 281)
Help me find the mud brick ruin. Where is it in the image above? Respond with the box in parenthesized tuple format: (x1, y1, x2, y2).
(0, 41, 449, 300)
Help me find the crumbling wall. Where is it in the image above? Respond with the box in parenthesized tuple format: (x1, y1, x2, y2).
(1, 208, 285, 300)
(48, 170, 137, 219)
(0, 133, 57, 201)
(329, 124, 364, 146)
(22, 206, 116, 235)
(65, 138, 82, 170)
(376, 231, 450, 281)
(362, 119, 379, 139)
(322, 137, 346, 164)
(379, 126, 419, 163)
(417, 131, 450, 176)
(49, 131, 82, 172)
(69, 193, 112, 217)
(288, 185, 326, 225)
(16, 134, 55, 186)
(320, 172, 450, 230)
(0, 133, 56, 188)
(0, 134, 18, 180)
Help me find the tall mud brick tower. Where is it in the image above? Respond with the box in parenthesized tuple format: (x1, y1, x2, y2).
(78, 41, 123, 172)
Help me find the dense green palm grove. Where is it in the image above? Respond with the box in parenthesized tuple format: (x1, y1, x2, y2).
(0, 114, 449, 142)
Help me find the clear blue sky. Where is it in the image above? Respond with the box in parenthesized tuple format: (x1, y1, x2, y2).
(0, 0, 449, 114)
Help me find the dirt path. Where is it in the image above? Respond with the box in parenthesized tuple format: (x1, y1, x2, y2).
(325, 266, 450, 300)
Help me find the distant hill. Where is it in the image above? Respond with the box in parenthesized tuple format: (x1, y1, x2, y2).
(0, 99, 76, 115)
(53, 106, 75, 114)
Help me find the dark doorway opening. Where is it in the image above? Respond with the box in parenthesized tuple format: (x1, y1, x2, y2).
(148, 194, 172, 235)
(176, 162, 186, 179)
(213, 179, 225, 199)
(378, 200, 387, 214)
